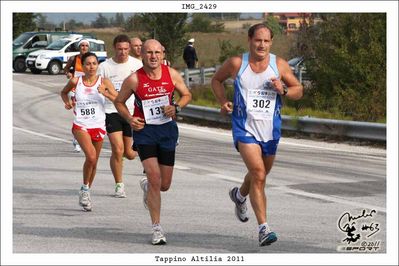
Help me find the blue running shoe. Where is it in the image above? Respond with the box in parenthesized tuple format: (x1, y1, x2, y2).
(259, 227, 277, 246)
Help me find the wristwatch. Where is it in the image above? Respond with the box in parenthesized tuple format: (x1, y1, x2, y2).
(282, 85, 288, 96)
(174, 104, 181, 113)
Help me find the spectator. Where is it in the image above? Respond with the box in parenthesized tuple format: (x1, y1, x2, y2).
(183, 38, 198, 69)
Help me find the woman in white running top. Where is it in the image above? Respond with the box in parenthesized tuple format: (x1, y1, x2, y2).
(61, 52, 117, 211)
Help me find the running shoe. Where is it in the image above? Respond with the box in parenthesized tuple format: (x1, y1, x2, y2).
(72, 139, 81, 152)
(79, 188, 92, 212)
(139, 177, 148, 210)
(114, 183, 127, 198)
(229, 187, 249, 222)
(152, 227, 167, 245)
(259, 226, 277, 246)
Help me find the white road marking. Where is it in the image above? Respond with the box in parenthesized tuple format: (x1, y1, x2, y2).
(15, 125, 386, 213)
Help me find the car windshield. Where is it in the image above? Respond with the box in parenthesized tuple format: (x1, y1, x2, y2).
(46, 39, 70, 50)
(13, 32, 35, 47)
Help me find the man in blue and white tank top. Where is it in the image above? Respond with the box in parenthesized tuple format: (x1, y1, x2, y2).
(212, 23, 303, 246)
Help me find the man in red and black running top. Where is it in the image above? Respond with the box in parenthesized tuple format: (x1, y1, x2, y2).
(114, 39, 191, 245)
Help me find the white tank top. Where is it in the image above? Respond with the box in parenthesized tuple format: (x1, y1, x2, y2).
(233, 53, 282, 142)
(97, 56, 143, 114)
(73, 76, 106, 128)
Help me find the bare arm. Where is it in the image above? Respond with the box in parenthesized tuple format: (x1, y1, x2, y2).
(271, 57, 303, 100)
(114, 73, 145, 131)
(161, 68, 192, 118)
(211, 56, 241, 114)
(164, 67, 192, 116)
(98, 78, 118, 102)
(64, 56, 74, 79)
(60, 77, 78, 110)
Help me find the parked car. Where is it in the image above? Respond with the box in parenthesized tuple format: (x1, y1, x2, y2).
(288, 56, 308, 82)
(13, 31, 95, 73)
(25, 35, 107, 75)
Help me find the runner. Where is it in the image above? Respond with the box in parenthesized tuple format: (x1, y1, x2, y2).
(211, 23, 303, 246)
(61, 52, 118, 211)
(97, 34, 143, 198)
(114, 39, 192, 245)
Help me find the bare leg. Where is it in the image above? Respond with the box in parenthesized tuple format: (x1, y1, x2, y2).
(108, 131, 124, 184)
(142, 158, 174, 224)
(73, 129, 102, 187)
(237, 142, 275, 225)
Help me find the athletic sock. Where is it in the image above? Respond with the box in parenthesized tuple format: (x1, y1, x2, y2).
(259, 223, 270, 233)
(81, 184, 89, 191)
(236, 188, 246, 203)
(152, 223, 162, 231)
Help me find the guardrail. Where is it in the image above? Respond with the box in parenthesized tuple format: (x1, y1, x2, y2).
(180, 67, 216, 85)
(180, 66, 307, 85)
(179, 104, 386, 142)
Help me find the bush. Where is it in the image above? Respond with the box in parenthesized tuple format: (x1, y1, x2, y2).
(218, 39, 245, 64)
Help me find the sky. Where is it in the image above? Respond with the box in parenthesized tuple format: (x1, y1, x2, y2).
(42, 12, 263, 24)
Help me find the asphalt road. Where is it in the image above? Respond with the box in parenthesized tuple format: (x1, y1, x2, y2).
(4, 72, 391, 264)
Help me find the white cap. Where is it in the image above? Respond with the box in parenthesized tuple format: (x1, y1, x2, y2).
(78, 39, 90, 47)
(188, 38, 195, 43)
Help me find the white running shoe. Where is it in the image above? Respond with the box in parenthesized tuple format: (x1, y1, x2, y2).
(139, 177, 148, 210)
(152, 227, 167, 245)
(79, 189, 92, 212)
(72, 139, 81, 152)
(229, 187, 249, 222)
(114, 183, 127, 198)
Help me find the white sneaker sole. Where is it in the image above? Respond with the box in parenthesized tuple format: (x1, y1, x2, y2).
(152, 238, 166, 245)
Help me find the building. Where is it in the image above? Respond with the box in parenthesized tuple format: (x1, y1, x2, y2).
(264, 13, 322, 34)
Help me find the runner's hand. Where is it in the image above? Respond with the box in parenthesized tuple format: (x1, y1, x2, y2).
(130, 117, 145, 131)
(221, 101, 233, 115)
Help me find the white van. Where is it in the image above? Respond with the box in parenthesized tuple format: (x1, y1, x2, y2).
(26, 35, 107, 75)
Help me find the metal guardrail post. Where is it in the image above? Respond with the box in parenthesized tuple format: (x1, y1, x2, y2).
(184, 68, 189, 85)
(200, 67, 205, 84)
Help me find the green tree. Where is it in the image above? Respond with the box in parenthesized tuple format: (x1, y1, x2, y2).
(91, 13, 109, 28)
(124, 14, 146, 32)
(264, 15, 283, 36)
(35, 14, 55, 30)
(140, 13, 188, 65)
(208, 13, 240, 20)
(114, 13, 125, 27)
(218, 40, 245, 64)
(188, 14, 224, 33)
(64, 19, 84, 30)
(293, 13, 386, 122)
(13, 13, 36, 38)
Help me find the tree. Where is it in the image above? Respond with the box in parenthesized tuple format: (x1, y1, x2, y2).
(188, 14, 224, 33)
(208, 13, 240, 21)
(292, 13, 386, 122)
(64, 19, 84, 30)
(124, 14, 147, 32)
(91, 13, 109, 28)
(114, 13, 125, 27)
(139, 13, 188, 65)
(13, 13, 37, 38)
(264, 15, 283, 36)
(218, 40, 245, 64)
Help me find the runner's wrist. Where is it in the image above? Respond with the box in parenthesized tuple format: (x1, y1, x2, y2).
(282, 85, 288, 96)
